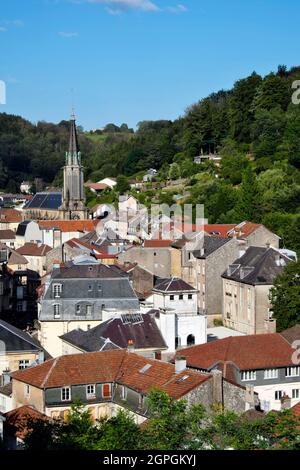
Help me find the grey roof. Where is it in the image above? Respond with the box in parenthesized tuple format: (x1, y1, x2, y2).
(0, 319, 42, 353)
(52, 263, 128, 280)
(192, 236, 231, 259)
(153, 277, 196, 293)
(69, 114, 80, 154)
(222, 247, 292, 285)
(280, 325, 300, 345)
(60, 312, 167, 352)
(16, 220, 31, 236)
(0, 382, 12, 397)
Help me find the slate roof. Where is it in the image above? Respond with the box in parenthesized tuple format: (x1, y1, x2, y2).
(0, 319, 42, 353)
(60, 312, 167, 352)
(0, 382, 12, 397)
(153, 277, 197, 293)
(51, 262, 128, 279)
(222, 247, 292, 285)
(175, 333, 297, 371)
(280, 325, 300, 345)
(12, 350, 211, 399)
(16, 221, 31, 237)
(16, 242, 52, 257)
(7, 250, 28, 266)
(0, 229, 16, 240)
(192, 236, 231, 258)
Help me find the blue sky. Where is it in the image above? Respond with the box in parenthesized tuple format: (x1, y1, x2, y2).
(1, 0, 300, 130)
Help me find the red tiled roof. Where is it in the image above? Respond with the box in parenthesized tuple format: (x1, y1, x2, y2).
(144, 240, 173, 248)
(204, 224, 236, 238)
(16, 242, 52, 257)
(0, 229, 16, 240)
(176, 334, 297, 370)
(4, 405, 50, 439)
(85, 183, 108, 191)
(12, 350, 211, 399)
(292, 402, 300, 417)
(39, 220, 98, 233)
(0, 209, 22, 224)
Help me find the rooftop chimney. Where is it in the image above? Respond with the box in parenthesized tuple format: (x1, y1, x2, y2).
(281, 393, 291, 410)
(2, 368, 11, 386)
(127, 339, 135, 353)
(175, 356, 187, 374)
(212, 369, 223, 404)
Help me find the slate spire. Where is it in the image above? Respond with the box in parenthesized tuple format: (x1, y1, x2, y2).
(66, 111, 81, 165)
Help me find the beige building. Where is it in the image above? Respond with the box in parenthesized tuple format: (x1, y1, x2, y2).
(222, 247, 292, 334)
(15, 242, 51, 276)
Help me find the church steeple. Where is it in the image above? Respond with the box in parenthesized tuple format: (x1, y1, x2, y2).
(59, 112, 88, 220)
(66, 112, 81, 166)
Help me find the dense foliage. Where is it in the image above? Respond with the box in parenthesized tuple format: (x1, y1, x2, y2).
(22, 390, 300, 451)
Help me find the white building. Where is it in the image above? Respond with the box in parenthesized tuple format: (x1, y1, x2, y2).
(146, 277, 207, 353)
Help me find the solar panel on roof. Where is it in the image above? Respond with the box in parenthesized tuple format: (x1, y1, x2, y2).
(25, 192, 62, 210)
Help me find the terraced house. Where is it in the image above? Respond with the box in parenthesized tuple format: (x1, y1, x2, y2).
(37, 257, 140, 357)
(11, 349, 255, 423)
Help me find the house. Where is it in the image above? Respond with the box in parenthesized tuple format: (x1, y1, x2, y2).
(0, 319, 44, 386)
(84, 182, 109, 194)
(39, 219, 98, 248)
(15, 221, 42, 249)
(15, 242, 52, 276)
(118, 243, 181, 279)
(174, 235, 240, 323)
(37, 258, 140, 357)
(11, 350, 255, 423)
(175, 333, 300, 412)
(0, 209, 22, 232)
(143, 169, 157, 182)
(96, 177, 116, 189)
(194, 153, 222, 167)
(91, 203, 113, 220)
(60, 312, 167, 359)
(0, 230, 16, 250)
(20, 181, 32, 194)
(222, 247, 292, 335)
(147, 277, 207, 352)
(117, 263, 158, 298)
(22, 192, 62, 220)
(118, 195, 139, 216)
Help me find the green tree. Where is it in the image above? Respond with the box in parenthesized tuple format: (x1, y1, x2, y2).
(234, 166, 261, 222)
(270, 259, 300, 331)
(115, 175, 130, 194)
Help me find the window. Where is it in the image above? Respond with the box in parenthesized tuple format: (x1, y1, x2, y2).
(53, 304, 61, 319)
(264, 369, 278, 380)
(86, 384, 96, 399)
(24, 384, 30, 398)
(86, 305, 92, 316)
(53, 284, 62, 298)
(179, 294, 183, 300)
(286, 366, 300, 377)
(18, 265, 22, 270)
(292, 389, 300, 399)
(170, 295, 174, 301)
(76, 304, 81, 315)
(19, 359, 30, 370)
(61, 387, 71, 402)
(88, 285, 92, 292)
(102, 383, 111, 398)
(241, 371, 256, 381)
(275, 390, 283, 401)
(121, 386, 127, 401)
(188, 294, 192, 300)
(17, 302, 23, 312)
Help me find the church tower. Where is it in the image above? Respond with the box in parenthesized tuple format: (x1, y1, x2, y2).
(59, 113, 88, 220)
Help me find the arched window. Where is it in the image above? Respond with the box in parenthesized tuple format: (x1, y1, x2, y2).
(187, 334, 195, 346)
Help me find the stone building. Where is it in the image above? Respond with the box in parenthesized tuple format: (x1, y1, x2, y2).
(222, 247, 292, 334)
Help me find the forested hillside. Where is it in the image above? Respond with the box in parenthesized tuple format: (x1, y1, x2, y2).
(1, 65, 300, 251)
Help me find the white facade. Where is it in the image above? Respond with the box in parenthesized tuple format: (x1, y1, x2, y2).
(118, 196, 139, 216)
(97, 178, 117, 189)
(15, 221, 42, 249)
(150, 289, 207, 353)
(41, 227, 92, 248)
(255, 381, 300, 412)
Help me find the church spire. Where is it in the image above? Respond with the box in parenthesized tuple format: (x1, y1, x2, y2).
(66, 112, 81, 165)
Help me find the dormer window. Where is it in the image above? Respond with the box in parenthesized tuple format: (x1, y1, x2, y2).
(53, 284, 62, 298)
(54, 304, 61, 319)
